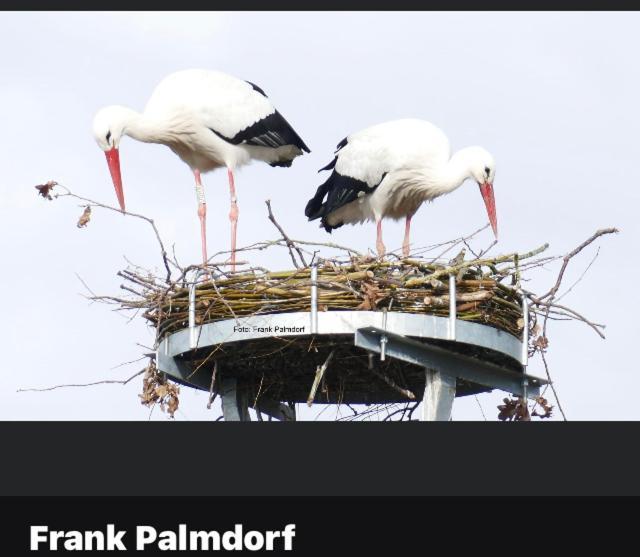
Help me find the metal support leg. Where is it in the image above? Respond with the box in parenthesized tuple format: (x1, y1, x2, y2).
(255, 399, 296, 421)
(220, 376, 251, 422)
(421, 369, 456, 421)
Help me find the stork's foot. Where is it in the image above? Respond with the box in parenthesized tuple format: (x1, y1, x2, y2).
(402, 244, 410, 258)
(376, 240, 386, 259)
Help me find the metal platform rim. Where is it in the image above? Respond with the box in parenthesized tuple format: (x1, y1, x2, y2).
(158, 309, 523, 365)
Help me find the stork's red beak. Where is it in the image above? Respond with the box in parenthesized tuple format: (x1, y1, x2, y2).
(105, 147, 125, 212)
(479, 181, 498, 239)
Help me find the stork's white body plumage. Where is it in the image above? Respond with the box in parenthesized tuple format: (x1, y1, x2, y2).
(93, 69, 310, 270)
(141, 70, 305, 170)
(327, 120, 451, 225)
(305, 119, 497, 257)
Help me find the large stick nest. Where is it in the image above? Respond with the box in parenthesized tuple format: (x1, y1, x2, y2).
(140, 255, 535, 341)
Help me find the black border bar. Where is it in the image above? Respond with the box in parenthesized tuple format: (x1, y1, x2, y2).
(2, 422, 639, 496)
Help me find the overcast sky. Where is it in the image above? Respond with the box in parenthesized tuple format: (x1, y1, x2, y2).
(1, 11, 638, 421)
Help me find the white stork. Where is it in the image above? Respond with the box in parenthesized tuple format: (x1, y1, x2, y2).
(305, 119, 497, 257)
(92, 69, 310, 271)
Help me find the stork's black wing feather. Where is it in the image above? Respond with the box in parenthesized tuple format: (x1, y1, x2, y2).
(245, 80, 267, 97)
(210, 110, 310, 155)
(316, 135, 350, 173)
(307, 134, 384, 231)
(335, 136, 348, 152)
(305, 170, 383, 232)
(318, 155, 338, 172)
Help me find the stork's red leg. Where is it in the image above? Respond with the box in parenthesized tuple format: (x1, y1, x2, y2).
(194, 169, 208, 271)
(402, 214, 413, 258)
(227, 168, 239, 272)
(376, 219, 386, 257)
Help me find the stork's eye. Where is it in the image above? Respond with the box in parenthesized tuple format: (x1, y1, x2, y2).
(484, 166, 490, 176)
(106, 131, 112, 143)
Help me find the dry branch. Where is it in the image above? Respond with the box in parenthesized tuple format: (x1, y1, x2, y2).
(266, 199, 307, 268)
(369, 367, 416, 400)
(307, 350, 335, 406)
(17, 369, 145, 392)
(46, 182, 175, 283)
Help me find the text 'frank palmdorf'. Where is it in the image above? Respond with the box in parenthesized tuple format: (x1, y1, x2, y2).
(30, 524, 296, 551)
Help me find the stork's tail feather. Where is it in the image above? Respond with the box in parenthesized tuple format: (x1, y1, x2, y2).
(320, 219, 341, 233)
(305, 172, 357, 232)
(305, 168, 376, 233)
(269, 160, 294, 168)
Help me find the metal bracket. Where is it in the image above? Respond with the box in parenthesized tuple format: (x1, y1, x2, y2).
(255, 399, 296, 422)
(188, 268, 211, 349)
(354, 326, 547, 399)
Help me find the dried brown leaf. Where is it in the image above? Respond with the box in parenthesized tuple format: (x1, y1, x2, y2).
(35, 180, 57, 200)
(534, 336, 549, 349)
(138, 360, 180, 419)
(357, 281, 385, 311)
(77, 206, 92, 228)
(155, 385, 168, 398)
(532, 396, 553, 419)
(166, 392, 179, 418)
(497, 396, 530, 421)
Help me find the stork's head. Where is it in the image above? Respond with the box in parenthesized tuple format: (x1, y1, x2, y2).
(464, 146, 498, 239)
(92, 105, 132, 212)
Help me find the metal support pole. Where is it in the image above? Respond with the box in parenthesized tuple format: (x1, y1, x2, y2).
(380, 308, 388, 361)
(448, 274, 456, 340)
(519, 291, 530, 401)
(422, 369, 456, 421)
(520, 292, 529, 367)
(419, 274, 457, 420)
(310, 264, 318, 334)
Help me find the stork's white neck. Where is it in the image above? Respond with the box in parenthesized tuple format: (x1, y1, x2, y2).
(102, 106, 183, 146)
(117, 108, 165, 144)
(433, 147, 483, 194)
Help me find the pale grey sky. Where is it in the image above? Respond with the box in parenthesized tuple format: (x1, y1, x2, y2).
(1, 11, 638, 420)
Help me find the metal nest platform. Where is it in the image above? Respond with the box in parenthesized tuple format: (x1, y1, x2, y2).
(157, 269, 549, 421)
